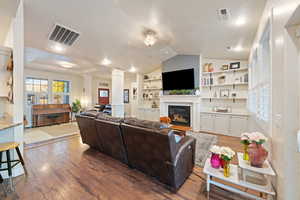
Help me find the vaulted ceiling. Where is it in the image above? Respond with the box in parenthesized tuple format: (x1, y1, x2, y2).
(24, 0, 266, 77)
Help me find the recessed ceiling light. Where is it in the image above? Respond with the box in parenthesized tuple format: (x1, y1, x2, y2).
(58, 61, 76, 68)
(129, 66, 136, 73)
(52, 43, 65, 53)
(235, 17, 246, 26)
(61, 64, 73, 68)
(101, 58, 112, 66)
(233, 46, 243, 52)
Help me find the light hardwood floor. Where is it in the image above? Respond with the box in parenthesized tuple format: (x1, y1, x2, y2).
(2, 133, 259, 200)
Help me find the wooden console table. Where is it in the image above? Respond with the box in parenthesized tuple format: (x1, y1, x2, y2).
(32, 104, 71, 127)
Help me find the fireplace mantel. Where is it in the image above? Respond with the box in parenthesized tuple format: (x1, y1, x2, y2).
(160, 95, 201, 131)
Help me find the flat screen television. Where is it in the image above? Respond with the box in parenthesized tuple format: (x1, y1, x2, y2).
(162, 68, 195, 90)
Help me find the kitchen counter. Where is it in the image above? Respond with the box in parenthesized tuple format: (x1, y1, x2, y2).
(0, 116, 22, 131)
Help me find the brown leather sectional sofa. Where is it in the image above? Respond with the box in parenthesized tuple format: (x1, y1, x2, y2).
(76, 111, 196, 192)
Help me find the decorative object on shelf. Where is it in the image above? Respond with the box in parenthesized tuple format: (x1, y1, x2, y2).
(203, 63, 209, 72)
(231, 92, 237, 98)
(240, 132, 251, 161)
(220, 89, 230, 98)
(244, 73, 248, 83)
(229, 62, 241, 69)
(124, 89, 129, 103)
(144, 75, 149, 80)
(217, 75, 226, 84)
(247, 132, 268, 168)
(133, 87, 137, 100)
(208, 63, 214, 72)
(220, 146, 235, 177)
(210, 145, 221, 169)
(213, 91, 218, 98)
(214, 106, 230, 113)
(152, 101, 158, 108)
(221, 64, 229, 71)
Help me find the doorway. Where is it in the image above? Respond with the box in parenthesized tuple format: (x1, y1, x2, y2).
(98, 88, 109, 105)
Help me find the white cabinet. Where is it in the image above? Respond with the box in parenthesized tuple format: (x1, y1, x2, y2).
(229, 115, 248, 137)
(200, 113, 214, 132)
(200, 112, 249, 137)
(214, 114, 230, 135)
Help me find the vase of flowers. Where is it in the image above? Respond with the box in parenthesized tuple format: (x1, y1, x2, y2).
(240, 132, 251, 161)
(247, 132, 268, 168)
(210, 145, 221, 169)
(220, 147, 235, 177)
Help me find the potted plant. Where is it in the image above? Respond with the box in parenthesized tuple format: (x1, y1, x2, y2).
(71, 99, 82, 121)
(220, 147, 235, 177)
(247, 132, 268, 168)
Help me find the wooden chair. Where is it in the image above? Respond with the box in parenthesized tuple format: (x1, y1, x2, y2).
(0, 142, 27, 192)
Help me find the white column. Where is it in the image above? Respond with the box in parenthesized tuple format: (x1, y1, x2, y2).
(111, 69, 124, 117)
(82, 74, 93, 109)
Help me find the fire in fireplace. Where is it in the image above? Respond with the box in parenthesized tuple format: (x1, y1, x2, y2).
(168, 105, 191, 127)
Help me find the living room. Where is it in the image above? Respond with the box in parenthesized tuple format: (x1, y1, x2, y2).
(0, 0, 300, 199)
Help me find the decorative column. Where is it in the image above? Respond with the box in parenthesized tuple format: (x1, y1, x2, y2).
(111, 69, 124, 117)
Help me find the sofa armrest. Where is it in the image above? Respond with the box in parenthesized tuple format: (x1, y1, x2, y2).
(173, 136, 196, 166)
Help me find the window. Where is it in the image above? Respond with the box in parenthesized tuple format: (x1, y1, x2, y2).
(52, 80, 70, 104)
(248, 24, 271, 122)
(25, 78, 49, 105)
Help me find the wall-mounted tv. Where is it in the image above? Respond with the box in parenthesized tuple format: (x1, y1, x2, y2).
(162, 68, 195, 91)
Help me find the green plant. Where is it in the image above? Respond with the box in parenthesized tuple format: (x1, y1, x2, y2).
(72, 99, 82, 113)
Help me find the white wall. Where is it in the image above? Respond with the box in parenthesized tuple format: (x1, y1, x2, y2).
(249, 1, 300, 199)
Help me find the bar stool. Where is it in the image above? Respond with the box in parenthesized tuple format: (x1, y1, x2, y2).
(0, 142, 27, 192)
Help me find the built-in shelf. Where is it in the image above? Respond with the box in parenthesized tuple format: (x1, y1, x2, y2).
(143, 88, 162, 90)
(202, 83, 248, 87)
(200, 111, 249, 116)
(202, 68, 248, 75)
(202, 97, 247, 100)
(143, 78, 162, 82)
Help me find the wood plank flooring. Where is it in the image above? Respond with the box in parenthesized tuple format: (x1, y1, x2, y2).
(2, 133, 258, 200)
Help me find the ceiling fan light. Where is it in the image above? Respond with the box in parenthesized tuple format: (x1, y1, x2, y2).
(144, 34, 156, 47)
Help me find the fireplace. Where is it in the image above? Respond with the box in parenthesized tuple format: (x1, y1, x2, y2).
(168, 105, 191, 127)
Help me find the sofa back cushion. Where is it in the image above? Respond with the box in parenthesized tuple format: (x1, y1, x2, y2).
(95, 119, 127, 163)
(123, 118, 169, 130)
(76, 114, 102, 150)
(96, 113, 123, 123)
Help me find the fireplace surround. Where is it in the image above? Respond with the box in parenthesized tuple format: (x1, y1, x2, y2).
(160, 95, 201, 131)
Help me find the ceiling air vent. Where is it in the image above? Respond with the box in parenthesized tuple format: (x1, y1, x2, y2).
(217, 8, 231, 21)
(48, 24, 80, 46)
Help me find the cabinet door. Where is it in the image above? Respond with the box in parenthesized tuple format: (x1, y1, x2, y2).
(230, 115, 248, 137)
(200, 114, 214, 132)
(214, 114, 230, 135)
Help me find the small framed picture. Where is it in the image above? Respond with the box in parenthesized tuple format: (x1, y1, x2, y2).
(229, 62, 240, 69)
(220, 89, 230, 98)
(231, 92, 237, 98)
(124, 89, 129, 103)
(222, 65, 229, 71)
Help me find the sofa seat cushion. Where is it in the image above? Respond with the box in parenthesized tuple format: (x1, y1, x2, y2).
(124, 118, 169, 130)
(96, 113, 123, 123)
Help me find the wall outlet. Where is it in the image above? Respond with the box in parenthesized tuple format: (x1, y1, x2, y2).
(298, 130, 300, 153)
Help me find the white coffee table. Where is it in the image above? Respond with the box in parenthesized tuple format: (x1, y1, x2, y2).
(203, 154, 276, 200)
